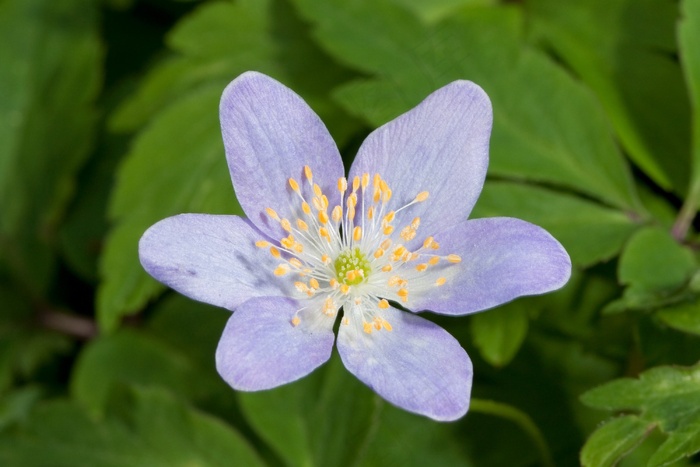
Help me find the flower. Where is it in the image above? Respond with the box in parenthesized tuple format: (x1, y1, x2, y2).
(139, 71, 571, 421)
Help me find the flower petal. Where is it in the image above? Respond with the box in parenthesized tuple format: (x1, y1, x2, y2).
(216, 296, 335, 390)
(348, 80, 492, 243)
(139, 214, 295, 310)
(220, 72, 344, 239)
(411, 217, 571, 315)
(337, 306, 472, 421)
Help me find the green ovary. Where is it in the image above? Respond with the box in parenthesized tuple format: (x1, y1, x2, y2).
(334, 248, 371, 285)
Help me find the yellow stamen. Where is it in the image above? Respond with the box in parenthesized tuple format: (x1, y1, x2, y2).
(373, 318, 382, 330)
(321, 195, 329, 210)
(309, 278, 320, 289)
(353, 226, 362, 241)
(304, 165, 313, 182)
(368, 206, 375, 220)
(378, 299, 389, 309)
(397, 288, 409, 302)
(313, 183, 322, 197)
(374, 248, 384, 259)
(363, 322, 373, 334)
(255, 240, 270, 248)
(435, 277, 446, 286)
(319, 227, 330, 241)
(294, 282, 308, 293)
(380, 239, 392, 250)
(382, 320, 392, 331)
(423, 236, 434, 249)
(383, 211, 395, 223)
(280, 219, 292, 232)
(352, 176, 360, 192)
(265, 208, 279, 220)
(289, 258, 303, 268)
(289, 178, 300, 192)
(447, 254, 462, 263)
(321, 254, 331, 264)
(382, 264, 392, 272)
(383, 225, 394, 235)
(340, 284, 350, 294)
(330, 278, 339, 289)
(332, 205, 342, 222)
(416, 263, 428, 272)
(312, 197, 324, 211)
(296, 219, 308, 231)
(361, 173, 369, 190)
(302, 202, 311, 215)
(269, 246, 281, 258)
(274, 265, 289, 276)
(415, 191, 429, 202)
(338, 177, 347, 193)
(292, 316, 301, 326)
(318, 211, 329, 224)
(428, 256, 440, 266)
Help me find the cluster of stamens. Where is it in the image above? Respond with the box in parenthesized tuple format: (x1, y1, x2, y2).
(255, 166, 462, 336)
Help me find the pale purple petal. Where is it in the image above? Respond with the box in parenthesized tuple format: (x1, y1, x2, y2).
(348, 80, 492, 245)
(216, 296, 335, 390)
(337, 306, 472, 421)
(220, 72, 344, 239)
(139, 214, 295, 311)
(410, 217, 571, 315)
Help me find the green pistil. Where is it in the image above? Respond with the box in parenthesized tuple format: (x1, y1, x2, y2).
(334, 248, 371, 285)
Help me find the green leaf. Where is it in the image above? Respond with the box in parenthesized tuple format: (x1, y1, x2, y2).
(580, 416, 653, 467)
(299, 0, 641, 211)
(98, 84, 241, 331)
(238, 354, 379, 467)
(582, 362, 700, 465)
(471, 300, 529, 367)
(657, 297, 700, 336)
(0, 387, 264, 467)
(528, 0, 690, 193)
(0, 0, 102, 293)
(471, 181, 640, 267)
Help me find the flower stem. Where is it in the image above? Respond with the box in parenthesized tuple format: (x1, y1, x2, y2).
(469, 398, 554, 467)
(672, 179, 700, 242)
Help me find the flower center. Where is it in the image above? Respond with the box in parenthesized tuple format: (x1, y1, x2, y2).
(255, 165, 462, 334)
(334, 248, 371, 286)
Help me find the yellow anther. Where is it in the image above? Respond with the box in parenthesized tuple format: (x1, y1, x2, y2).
(379, 179, 389, 193)
(383, 211, 395, 223)
(281, 236, 294, 249)
(393, 245, 406, 257)
(321, 195, 329, 210)
(330, 278, 339, 289)
(431, 241, 440, 250)
(348, 207, 356, 221)
(265, 208, 279, 220)
(378, 299, 389, 309)
(409, 252, 419, 261)
(319, 227, 330, 241)
(382, 319, 392, 331)
(383, 225, 394, 235)
(447, 254, 462, 263)
(312, 197, 324, 211)
(352, 176, 360, 192)
(367, 206, 375, 220)
(302, 202, 311, 215)
(411, 217, 420, 229)
(388, 276, 402, 287)
(383, 188, 392, 202)
(304, 165, 313, 182)
(373, 173, 381, 188)
(400, 226, 416, 241)
(380, 239, 392, 250)
(373, 189, 381, 203)
(338, 177, 347, 193)
(274, 265, 290, 276)
(363, 322, 373, 334)
(313, 183, 322, 197)
(292, 316, 301, 326)
(289, 178, 300, 192)
(340, 284, 350, 294)
(347, 193, 357, 209)
(346, 270, 357, 282)
(309, 278, 320, 289)
(423, 236, 434, 249)
(332, 205, 342, 222)
(374, 248, 384, 259)
(296, 219, 308, 231)
(255, 240, 270, 248)
(323, 297, 336, 316)
(416, 263, 428, 272)
(397, 288, 409, 302)
(294, 242, 303, 253)
(361, 173, 369, 190)
(321, 254, 331, 264)
(428, 256, 440, 266)
(280, 219, 292, 232)
(353, 226, 362, 241)
(318, 211, 329, 224)
(381, 264, 393, 272)
(373, 318, 382, 330)
(269, 246, 281, 258)
(289, 258, 303, 268)
(342, 317, 350, 326)
(435, 277, 446, 286)
(294, 281, 308, 292)
(415, 191, 429, 202)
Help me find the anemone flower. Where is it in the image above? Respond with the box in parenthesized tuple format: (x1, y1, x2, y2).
(139, 71, 571, 421)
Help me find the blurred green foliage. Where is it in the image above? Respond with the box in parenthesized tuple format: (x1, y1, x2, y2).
(2, 0, 700, 465)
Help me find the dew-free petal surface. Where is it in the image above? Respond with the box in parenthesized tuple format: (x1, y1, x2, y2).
(412, 217, 571, 315)
(220, 72, 344, 239)
(139, 214, 294, 310)
(337, 306, 472, 421)
(348, 80, 492, 248)
(216, 296, 335, 390)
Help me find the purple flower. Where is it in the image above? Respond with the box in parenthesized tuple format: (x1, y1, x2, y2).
(139, 71, 571, 421)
